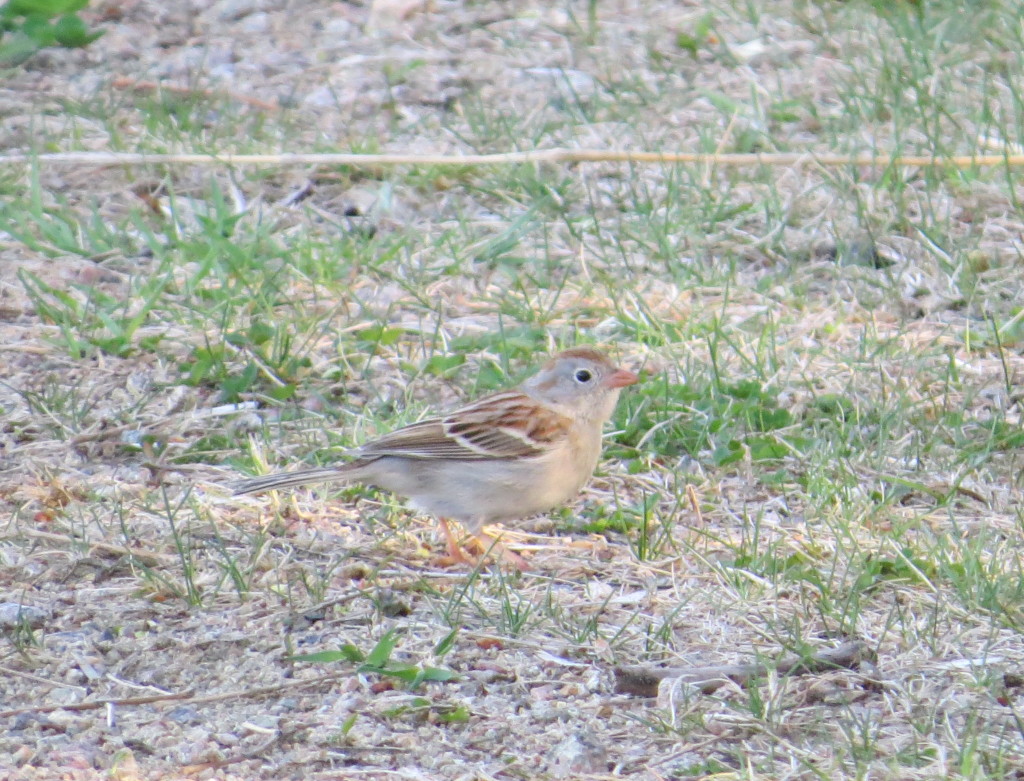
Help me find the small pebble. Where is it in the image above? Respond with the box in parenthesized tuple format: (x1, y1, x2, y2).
(0, 602, 47, 628)
(546, 729, 608, 778)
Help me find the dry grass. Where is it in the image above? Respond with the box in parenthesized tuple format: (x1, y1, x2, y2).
(2, 0, 1024, 778)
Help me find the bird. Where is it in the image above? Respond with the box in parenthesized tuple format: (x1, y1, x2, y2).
(230, 347, 639, 568)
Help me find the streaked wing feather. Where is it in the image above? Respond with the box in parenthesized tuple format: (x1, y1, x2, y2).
(358, 419, 469, 459)
(358, 391, 571, 461)
(444, 391, 570, 458)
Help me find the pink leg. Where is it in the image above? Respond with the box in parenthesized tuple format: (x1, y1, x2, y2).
(438, 518, 472, 564)
(474, 532, 530, 571)
(437, 519, 530, 570)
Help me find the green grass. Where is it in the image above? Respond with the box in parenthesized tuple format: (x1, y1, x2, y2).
(2, 0, 1024, 777)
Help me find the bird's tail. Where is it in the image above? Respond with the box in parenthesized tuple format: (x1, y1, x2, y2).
(230, 464, 362, 496)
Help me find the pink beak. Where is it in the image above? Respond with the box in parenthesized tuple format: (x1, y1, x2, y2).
(605, 368, 639, 389)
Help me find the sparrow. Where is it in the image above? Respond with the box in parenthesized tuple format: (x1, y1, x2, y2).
(231, 346, 638, 568)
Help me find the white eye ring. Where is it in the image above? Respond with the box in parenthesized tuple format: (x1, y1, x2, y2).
(574, 368, 593, 383)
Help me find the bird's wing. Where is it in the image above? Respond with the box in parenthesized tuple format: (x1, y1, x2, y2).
(359, 391, 572, 461)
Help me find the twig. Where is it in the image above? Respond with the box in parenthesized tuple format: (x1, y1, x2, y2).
(12, 528, 174, 566)
(69, 400, 259, 445)
(613, 639, 873, 697)
(181, 732, 282, 776)
(0, 664, 86, 692)
(0, 673, 346, 719)
(0, 149, 1022, 169)
(111, 77, 279, 112)
(0, 688, 197, 718)
(182, 739, 411, 776)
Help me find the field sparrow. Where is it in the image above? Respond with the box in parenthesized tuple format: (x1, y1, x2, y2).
(231, 347, 638, 568)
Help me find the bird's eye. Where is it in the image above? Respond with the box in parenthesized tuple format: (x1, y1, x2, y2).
(574, 368, 593, 383)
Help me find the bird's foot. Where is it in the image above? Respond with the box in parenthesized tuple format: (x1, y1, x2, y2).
(471, 532, 530, 571)
(436, 518, 529, 571)
(438, 517, 474, 565)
